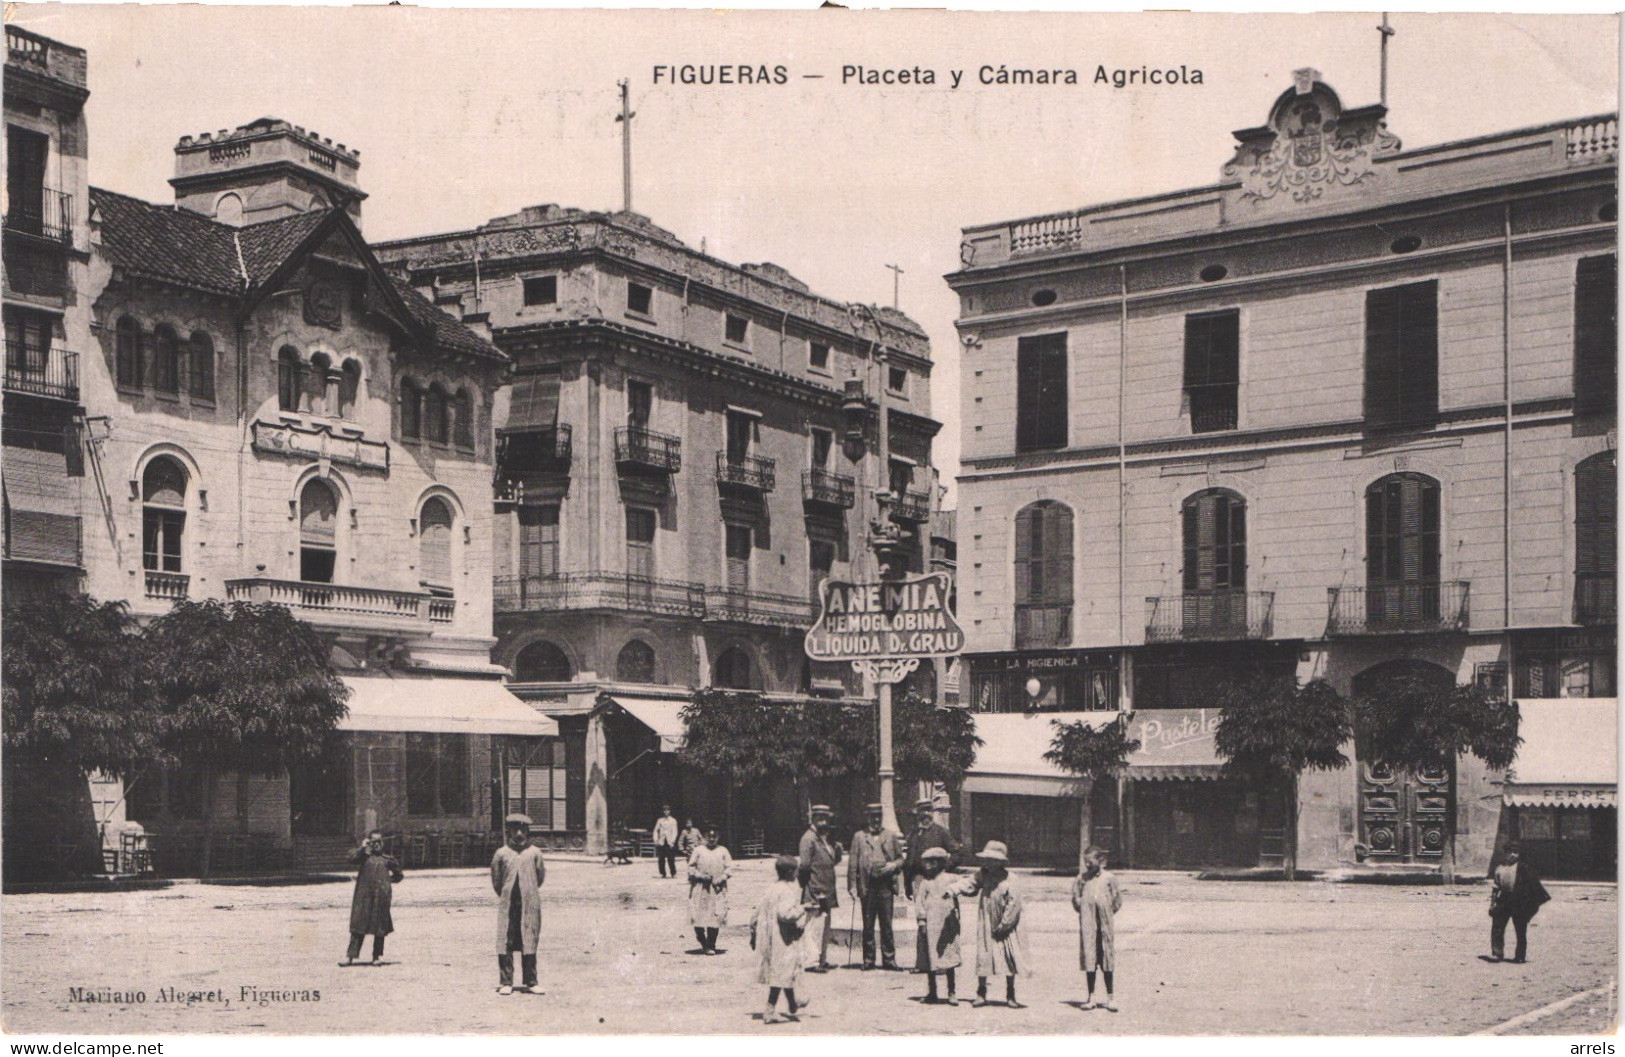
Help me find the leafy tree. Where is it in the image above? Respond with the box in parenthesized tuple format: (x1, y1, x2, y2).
(142, 600, 349, 875)
(2, 592, 153, 879)
(1213, 673, 1351, 880)
(1043, 717, 1140, 870)
(1354, 672, 1519, 883)
(893, 691, 981, 785)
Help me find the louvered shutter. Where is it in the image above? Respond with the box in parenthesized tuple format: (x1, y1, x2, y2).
(1365, 288, 1403, 426)
(1017, 334, 1068, 452)
(1575, 256, 1618, 415)
(1181, 500, 1201, 593)
(1399, 283, 1439, 426)
(1013, 504, 1036, 603)
(1576, 454, 1616, 576)
(1038, 337, 1069, 449)
(1041, 503, 1073, 606)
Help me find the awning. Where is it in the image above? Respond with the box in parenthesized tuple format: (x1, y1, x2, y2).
(603, 695, 688, 752)
(967, 711, 1117, 782)
(339, 675, 558, 737)
(506, 372, 560, 430)
(1503, 698, 1618, 809)
(1125, 708, 1226, 781)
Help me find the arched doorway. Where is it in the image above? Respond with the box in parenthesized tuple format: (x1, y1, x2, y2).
(1352, 659, 1454, 864)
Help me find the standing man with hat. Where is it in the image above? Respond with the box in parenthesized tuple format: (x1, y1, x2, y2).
(904, 798, 962, 900)
(848, 803, 905, 970)
(491, 813, 547, 996)
(797, 804, 843, 973)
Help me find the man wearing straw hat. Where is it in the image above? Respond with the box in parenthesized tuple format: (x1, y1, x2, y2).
(847, 802, 905, 971)
(797, 804, 843, 972)
(491, 813, 547, 995)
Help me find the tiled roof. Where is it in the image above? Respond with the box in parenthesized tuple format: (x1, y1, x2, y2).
(90, 187, 501, 362)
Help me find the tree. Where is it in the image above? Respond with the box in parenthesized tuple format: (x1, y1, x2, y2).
(1043, 716, 1140, 870)
(1354, 673, 1520, 883)
(893, 690, 981, 820)
(2, 592, 154, 879)
(141, 600, 349, 876)
(1213, 673, 1351, 880)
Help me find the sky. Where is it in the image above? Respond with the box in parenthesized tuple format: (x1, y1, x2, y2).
(14, 7, 1619, 504)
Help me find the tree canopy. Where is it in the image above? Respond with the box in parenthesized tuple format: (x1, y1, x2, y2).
(142, 600, 350, 776)
(1043, 716, 1139, 783)
(1354, 672, 1520, 773)
(1213, 673, 1351, 784)
(1, 592, 157, 778)
(893, 690, 981, 785)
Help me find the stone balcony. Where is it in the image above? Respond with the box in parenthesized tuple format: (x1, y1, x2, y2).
(225, 577, 452, 631)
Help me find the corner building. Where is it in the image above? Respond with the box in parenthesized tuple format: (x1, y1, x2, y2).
(3, 27, 559, 876)
(377, 209, 944, 855)
(949, 69, 1617, 877)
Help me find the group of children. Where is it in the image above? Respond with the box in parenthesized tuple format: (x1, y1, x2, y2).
(750, 837, 1124, 1022)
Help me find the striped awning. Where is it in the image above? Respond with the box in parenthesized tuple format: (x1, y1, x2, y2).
(1503, 698, 1618, 809)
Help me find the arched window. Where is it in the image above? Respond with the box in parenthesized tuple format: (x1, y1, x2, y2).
(299, 478, 339, 583)
(1013, 500, 1073, 648)
(214, 193, 244, 225)
(1575, 452, 1616, 623)
(400, 377, 421, 439)
(189, 332, 215, 402)
(278, 346, 303, 412)
(141, 457, 188, 573)
(454, 388, 475, 449)
(514, 640, 572, 683)
(306, 351, 331, 414)
(152, 326, 180, 394)
(714, 646, 755, 690)
(616, 640, 657, 683)
(1179, 489, 1248, 635)
(115, 316, 143, 389)
(338, 359, 362, 418)
(418, 497, 454, 593)
(425, 384, 450, 444)
(1364, 473, 1441, 626)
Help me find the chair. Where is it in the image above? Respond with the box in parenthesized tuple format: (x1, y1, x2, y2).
(120, 830, 153, 875)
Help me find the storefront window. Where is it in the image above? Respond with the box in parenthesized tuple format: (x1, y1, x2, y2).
(968, 650, 1117, 712)
(406, 733, 471, 817)
(506, 740, 568, 832)
(1514, 630, 1616, 698)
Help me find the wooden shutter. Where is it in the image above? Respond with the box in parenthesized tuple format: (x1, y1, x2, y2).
(419, 499, 453, 589)
(1366, 283, 1438, 428)
(626, 507, 656, 580)
(1016, 334, 1068, 452)
(1576, 454, 1616, 576)
(1013, 504, 1037, 603)
(519, 505, 559, 578)
(1040, 502, 1073, 606)
(1575, 255, 1618, 415)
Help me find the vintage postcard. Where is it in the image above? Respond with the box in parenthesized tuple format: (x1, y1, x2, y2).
(0, 4, 1617, 1043)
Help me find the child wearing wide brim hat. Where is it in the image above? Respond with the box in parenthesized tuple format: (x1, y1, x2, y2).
(912, 847, 964, 1005)
(967, 840, 1030, 1008)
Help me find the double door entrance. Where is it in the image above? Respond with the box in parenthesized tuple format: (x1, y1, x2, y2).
(1357, 761, 1451, 863)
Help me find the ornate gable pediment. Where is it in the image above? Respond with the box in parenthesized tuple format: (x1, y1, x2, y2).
(1222, 68, 1402, 210)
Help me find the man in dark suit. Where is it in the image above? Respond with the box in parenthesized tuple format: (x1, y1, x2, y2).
(903, 798, 961, 899)
(1489, 842, 1551, 963)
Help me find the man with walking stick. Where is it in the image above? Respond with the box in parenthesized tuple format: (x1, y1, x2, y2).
(848, 802, 905, 971)
(797, 804, 843, 973)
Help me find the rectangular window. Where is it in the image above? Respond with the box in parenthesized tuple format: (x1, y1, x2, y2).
(189, 335, 215, 403)
(1574, 254, 1617, 415)
(142, 509, 185, 573)
(725, 410, 754, 462)
(522, 275, 557, 306)
(4, 310, 51, 384)
(6, 126, 48, 237)
(627, 281, 653, 316)
(1184, 310, 1240, 433)
(1015, 332, 1068, 451)
(889, 459, 913, 497)
(1364, 281, 1439, 429)
(406, 733, 470, 817)
(809, 342, 831, 371)
(300, 546, 336, 584)
(810, 428, 833, 469)
(519, 504, 560, 578)
(626, 506, 656, 581)
(725, 314, 749, 345)
(725, 522, 752, 591)
(627, 379, 652, 427)
(888, 365, 908, 396)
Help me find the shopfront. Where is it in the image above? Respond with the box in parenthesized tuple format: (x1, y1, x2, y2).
(1501, 698, 1617, 880)
(966, 649, 1121, 713)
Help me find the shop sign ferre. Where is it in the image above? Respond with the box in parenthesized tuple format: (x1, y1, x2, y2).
(805, 572, 963, 661)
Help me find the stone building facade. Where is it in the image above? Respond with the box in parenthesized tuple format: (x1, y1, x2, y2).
(378, 209, 944, 854)
(3, 27, 557, 875)
(948, 70, 1617, 877)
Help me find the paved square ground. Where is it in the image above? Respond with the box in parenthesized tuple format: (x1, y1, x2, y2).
(2, 858, 1615, 1035)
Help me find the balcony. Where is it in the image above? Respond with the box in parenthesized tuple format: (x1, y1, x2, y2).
(715, 451, 776, 493)
(4, 189, 73, 245)
(890, 490, 932, 523)
(1014, 603, 1071, 649)
(144, 570, 190, 602)
(497, 424, 572, 475)
(614, 426, 682, 474)
(225, 577, 439, 629)
(428, 597, 456, 624)
(705, 587, 818, 629)
(1188, 384, 1238, 433)
(802, 468, 855, 510)
(1326, 581, 1470, 636)
(3, 509, 80, 568)
(1145, 590, 1274, 643)
(5, 345, 78, 402)
(494, 572, 706, 618)
(1567, 118, 1618, 165)
(1575, 573, 1616, 626)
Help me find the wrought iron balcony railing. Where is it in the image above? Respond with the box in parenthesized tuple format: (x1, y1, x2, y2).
(1188, 384, 1238, 433)
(715, 451, 776, 493)
(1575, 573, 1616, 626)
(890, 490, 932, 523)
(614, 425, 681, 474)
(802, 468, 855, 510)
(1014, 603, 1072, 649)
(4, 189, 73, 244)
(4, 344, 78, 401)
(704, 587, 818, 628)
(1145, 590, 1274, 642)
(494, 572, 706, 618)
(497, 424, 572, 475)
(1326, 580, 1470, 635)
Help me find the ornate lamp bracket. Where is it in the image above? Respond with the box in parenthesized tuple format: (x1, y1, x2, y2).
(852, 657, 921, 685)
